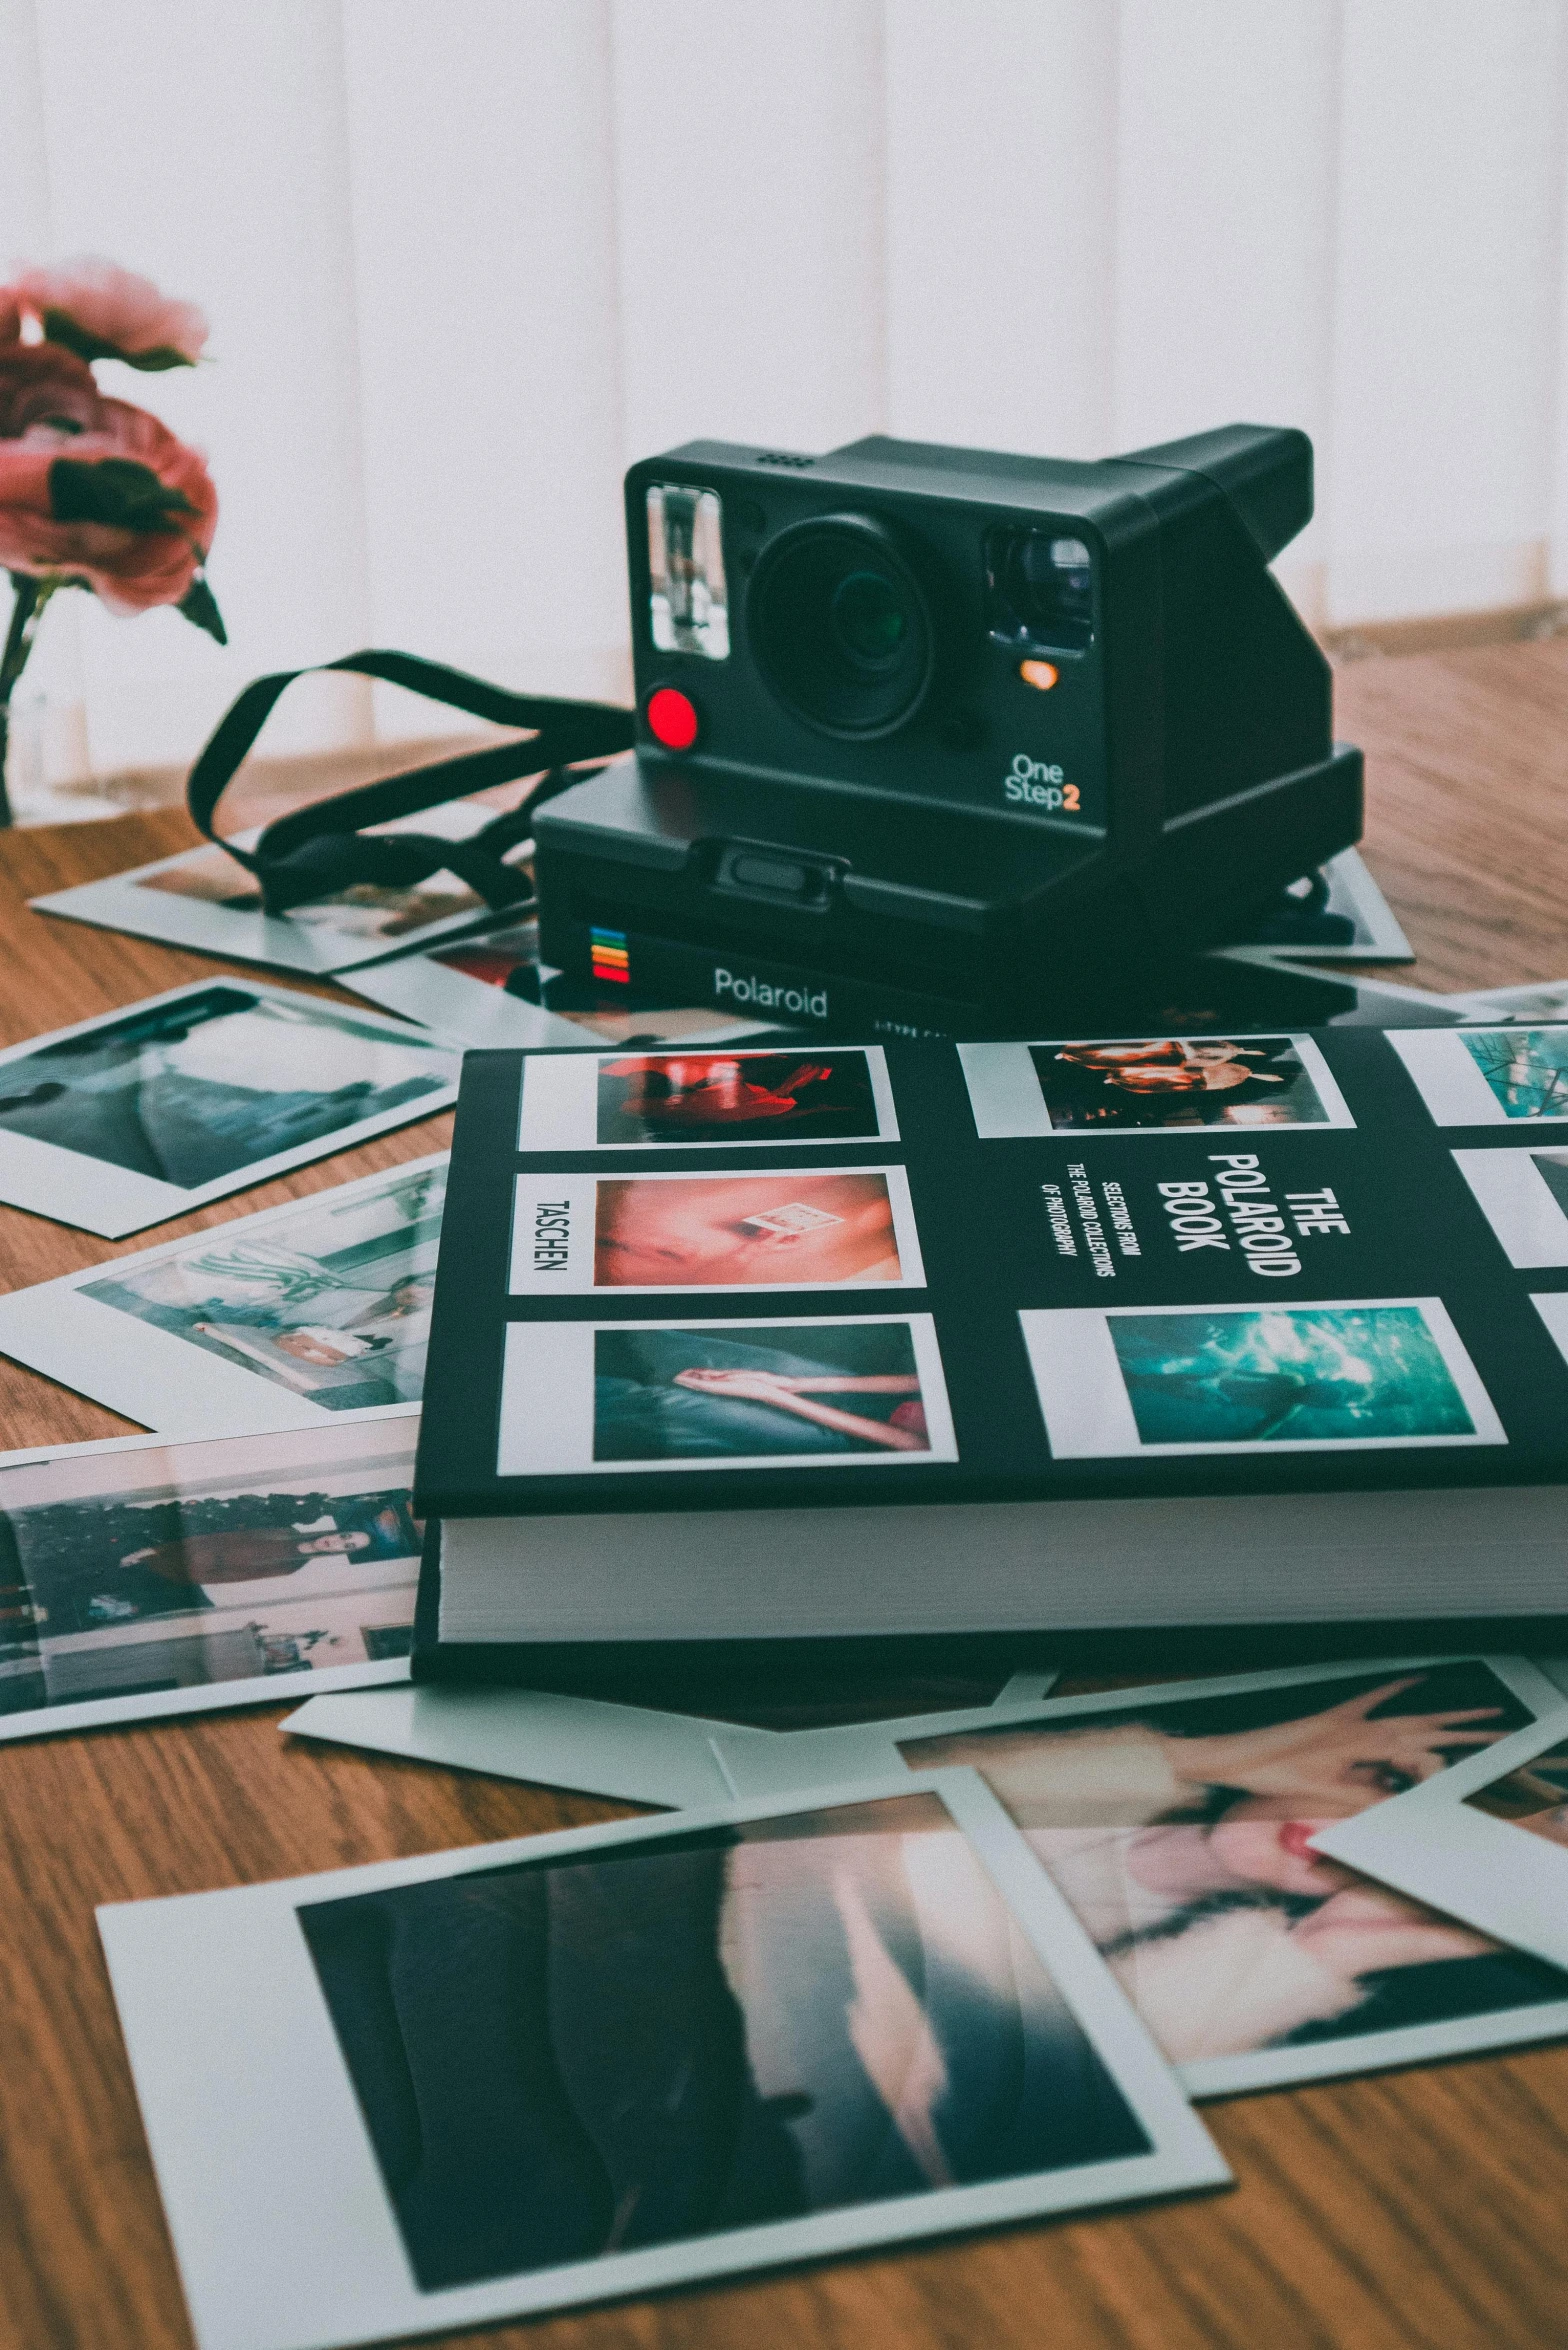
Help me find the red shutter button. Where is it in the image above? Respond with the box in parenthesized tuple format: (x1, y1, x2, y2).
(645, 686, 700, 751)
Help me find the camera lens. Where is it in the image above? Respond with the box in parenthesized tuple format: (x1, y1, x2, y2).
(747, 515, 933, 738)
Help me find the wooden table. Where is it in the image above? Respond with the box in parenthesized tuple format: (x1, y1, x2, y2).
(3, 634, 1568, 2350)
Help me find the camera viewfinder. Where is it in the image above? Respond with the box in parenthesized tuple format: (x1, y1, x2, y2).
(986, 527, 1095, 656)
(648, 484, 729, 658)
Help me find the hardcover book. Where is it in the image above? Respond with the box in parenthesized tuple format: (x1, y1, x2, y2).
(413, 1023, 1568, 1687)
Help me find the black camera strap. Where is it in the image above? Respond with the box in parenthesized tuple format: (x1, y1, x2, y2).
(186, 649, 635, 916)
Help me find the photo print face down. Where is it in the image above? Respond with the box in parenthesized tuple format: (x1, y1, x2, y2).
(711, 1658, 1568, 2098)
(0, 1414, 422, 1740)
(98, 1774, 1225, 2347)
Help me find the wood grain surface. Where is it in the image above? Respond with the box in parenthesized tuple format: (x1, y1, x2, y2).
(1, 637, 1567, 2350)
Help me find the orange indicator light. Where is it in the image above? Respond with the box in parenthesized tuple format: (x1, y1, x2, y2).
(1018, 659, 1059, 691)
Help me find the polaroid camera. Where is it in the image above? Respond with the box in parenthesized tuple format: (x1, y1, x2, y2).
(532, 424, 1363, 1034)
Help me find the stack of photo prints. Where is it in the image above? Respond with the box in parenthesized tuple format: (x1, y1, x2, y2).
(8, 817, 1568, 2350)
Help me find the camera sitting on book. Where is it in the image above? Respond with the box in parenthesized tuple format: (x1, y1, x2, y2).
(533, 424, 1363, 1033)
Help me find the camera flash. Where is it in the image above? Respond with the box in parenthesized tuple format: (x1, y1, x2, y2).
(1018, 659, 1059, 691)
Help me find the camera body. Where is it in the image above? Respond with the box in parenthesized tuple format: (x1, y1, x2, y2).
(533, 425, 1362, 1034)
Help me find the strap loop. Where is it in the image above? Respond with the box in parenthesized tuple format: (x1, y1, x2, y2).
(186, 649, 635, 915)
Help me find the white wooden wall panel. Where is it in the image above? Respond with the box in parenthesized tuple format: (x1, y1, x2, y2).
(884, 0, 1118, 459)
(1, 0, 1567, 783)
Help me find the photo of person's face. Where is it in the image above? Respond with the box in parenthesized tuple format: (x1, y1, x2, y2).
(896, 1666, 1560, 2072)
(596, 1051, 881, 1147)
(1028, 1035, 1333, 1131)
(594, 1173, 905, 1288)
(1464, 1734, 1568, 1846)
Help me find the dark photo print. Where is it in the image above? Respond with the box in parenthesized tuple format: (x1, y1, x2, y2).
(594, 1321, 932, 1462)
(899, 1665, 1568, 2070)
(300, 1790, 1148, 2293)
(1030, 1036, 1332, 1132)
(0, 986, 452, 1189)
(596, 1050, 881, 1147)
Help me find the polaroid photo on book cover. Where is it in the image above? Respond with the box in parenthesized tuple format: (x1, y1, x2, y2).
(1390, 1025, 1568, 1127)
(959, 1033, 1354, 1141)
(0, 1413, 421, 1742)
(283, 1668, 1063, 1810)
(508, 1166, 925, 1295)
(1452, 1145, 1568, 1269)
(0, 1154, 446, 1434)
(497, 1313, 957, 1477)
(1019, 1298, 1504, 1459)
(29, 800, 522, 977)
(100, 1770, 1226, 2350)
(0, 980, 459, 1238)
(516, 1045, 899, 1154)
(1311, 1705, 1568, 1976)
(346, 915, 777, 1051)
(709, 1656, 1568, 2100)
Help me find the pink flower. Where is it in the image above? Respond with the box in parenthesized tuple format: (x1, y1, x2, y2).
(0, 341, 106, 440)
(9, 258, 209, 370)
(0, 387, 218, 615)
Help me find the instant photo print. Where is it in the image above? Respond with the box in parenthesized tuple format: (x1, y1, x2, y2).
(30, 799, 521, 976)
(284, 1667, 1061, 1810)
(100, 1770, 1226, 2350)
(959, 1032, 1353, 1139)
(1390, 1026, 1568, 1127)
(508, 1167, 924, 1295)
(1241, 847, 1413, 963)
(0, 1414, 420, 1741)
(1452, 1146, 1568, 1270)
(1020, 1299, 1506, 1460)
(0, 1154, 446, 1433)
(495, 1314, 957, 1482)
(0, 981, 459, 1237)
(346, 914, 781, 1052)
(517, 1044, 897, 1152)
(1312, 1704, 1568, 1976)
(710, 1657, 1568, 2099)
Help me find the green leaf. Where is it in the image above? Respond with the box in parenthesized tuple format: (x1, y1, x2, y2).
(178, 573, 227, 645)
(49, 456, 200, 533)
(40, 307, 194, 370)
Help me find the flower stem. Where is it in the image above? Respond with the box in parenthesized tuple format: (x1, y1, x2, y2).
(0, 576, 51, 829)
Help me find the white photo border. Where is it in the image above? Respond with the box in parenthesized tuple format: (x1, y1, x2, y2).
(708, 1654, 1568, 2100)
(98, 1768, 1227, 2350)
(1452, 1146, 1568, 1270)
(1389, 1025, 1568, 1129)
(1018, 1297, 1505, 1459)
(497, 1311, 958, 1476)
(1313, 1702, 1568, 1975)
(517, 1043, 899, 1154)
(507, 1163, 926, 1296)
(958, 1032, 1354, 1141)
(0, 1152, 449, 1435)
(0, 981, 459, 1239)
(0, 1409, 421, 1742)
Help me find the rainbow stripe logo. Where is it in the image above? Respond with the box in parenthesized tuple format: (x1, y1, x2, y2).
(589, 924, 631, 985)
